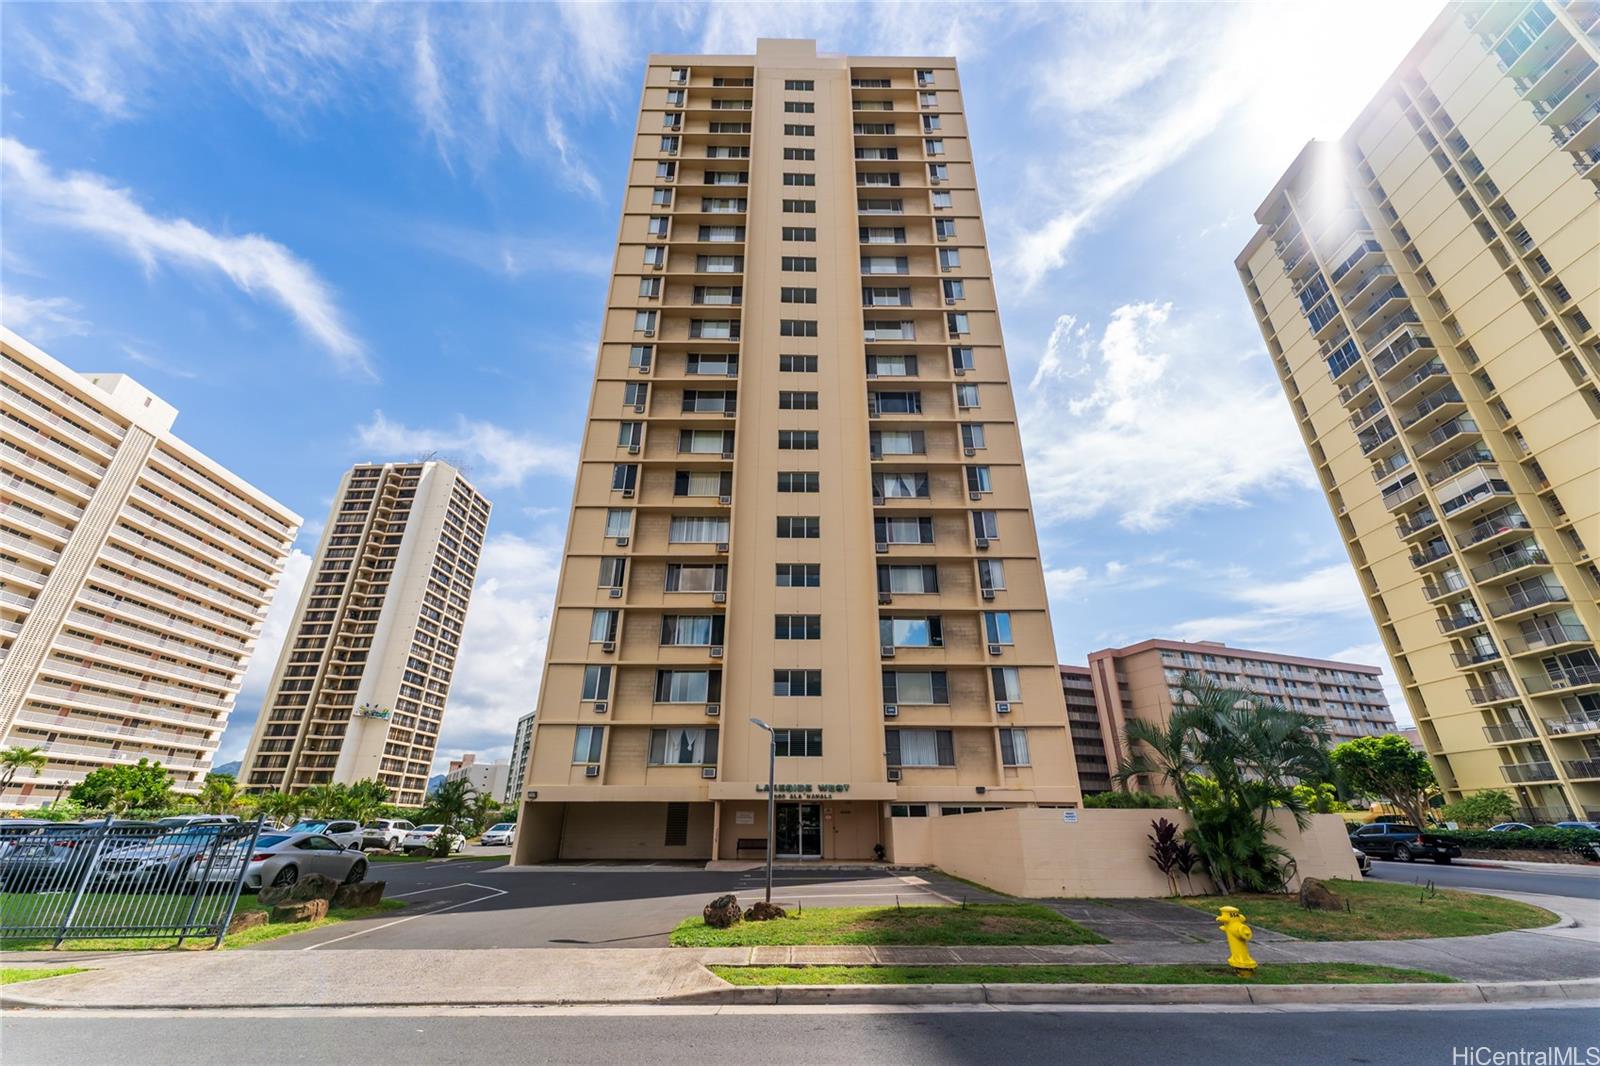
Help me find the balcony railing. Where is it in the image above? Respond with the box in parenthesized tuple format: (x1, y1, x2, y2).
(1358, 421, 1398, 455)
(1437, 607, 1486, 633)
(1542, 715, 1600, 736)
(1552, 97, 1600, 147)
(1423, 574, 1469, 600)
(1428, 447, 1496, 484)
(1383, 479, 1426, 510)
(1563, 759, 1600, 781)
(1467, 680, 1520, 705)
(1505, 623, 1590, 655)
(1452, 646, 1503, 668)
(1400, 387, 1465, 428)
(1457, 510, 1531, 549)
(1416, 416, 1479, 456)
(1487, 583, 1569, 617)
(1385, 360, 1450, 403)
(1470, 549, 1548, 581)
(1439, 476, 1514, 517)
(1482, 720, 1537, 742)
(1498, 761, 1557, 784)
(1410, 541, 1453, 568)
(1370, 330, 1433, 378)
(1522, 664, 1600, 693)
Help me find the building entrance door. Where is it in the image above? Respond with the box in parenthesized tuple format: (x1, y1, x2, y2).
(774, 802, 823, 859)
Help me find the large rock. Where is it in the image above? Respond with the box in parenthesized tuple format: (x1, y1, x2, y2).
(703, 893, 742, 929)
(1299, 877, 1345, 912)
(744, 901, 787, 922)
(270, 898, 329, 924)
(258, 872, 342, 908)
(331, 880, 386, 910)
(226, 909, 269, 935)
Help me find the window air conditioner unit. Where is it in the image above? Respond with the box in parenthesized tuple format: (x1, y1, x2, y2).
(701, 767, 717, 779)
(593, 701, 608, 713)
(643, 330, 655, 338)
(937, 235, 947, 241)
(975, 537, 990, 549)
(720, 451, 734, 460)
(963, 447, 976, 457)
(887, 767, 902, 782)
(969, 490, 982, 501)
(615, 537, 630, 547)
(930, 176, 941, 184)
(883, 704, 898, 717)
(712, 592, 727, 603)
(726, 368, 738, 378)
(706, 703, 721, 716)
(881, 644, 896, 658)
(995, 701, 1011, 715)
(652, 262, 664, 270)
(584, 764, 601, 778)
(634, 403, 646, 413)
(709, 645, 724, 658)
(602, 641, 616, 653)
(715, 542, 730, 553)
(622, 488, 635, 498)
(988, 643, 1002, 656)
(981, 588, 996, 601)
(866, 372, 879, 380)
(627, 444, 641, 455)
(878, 592, 892, 605)
(945, 298, 956, 306)
(953, 366, 965, 374)
(872, 492, 885, 505)
(718, 494, 732, 505)
(608, 587, 623, 599)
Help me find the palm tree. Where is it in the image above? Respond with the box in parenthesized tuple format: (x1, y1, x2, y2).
(341, 779, 392, 824)
(422, 778, 477, 833)
(0, 746, 48, 791)
(252, 791, 303, 827)
(299, 784, 342, 820)
(198, 772, 238, 814)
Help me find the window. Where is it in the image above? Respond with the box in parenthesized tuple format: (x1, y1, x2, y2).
(697, 254, 742, 273)
(922, 114, 941, 131)
(629, 344, 654, 370)
(782, 226, 817, 241)
(784, 100, 815, 113)
(784, 79, 814, 91)
(674, 470, 730, 497)
(780, 319, 818, 336)
(950, 346, 974, 371)
(871, 390, 921, 413)
(865, 286, 911, 306)
(604, 509, 632, 538)
(961, 422, 985, 449)
(889, 803, 929, 817)
(699, 225, 745, 242)
(855, 122, 895, 135)
(861, 227, 907, 244)
(966, 465, 992, 493)
(660, 136, 679, 153)
(983, 611, 1014, 645)
(678, 428, 734, 453)
(862, 256, 910, 274)
(773, 669, 823, 696)
(991, 666, 1021, 701)
(782, 199, 816, 213)
(783, 147, 816, 160)
(690, 319, 739, 339)
(772, 728, 822, 757)
(856, 147, 899, 160)
(669, 516, 730, 543)
(701, 197, 747, 213)
(781, 287, 818, 303)
(657, 161, 677, 180)
(777, 471, 820, 492)
(880, 616, 942, 647)
(783, 123, 815, 136)
(882, 670, 948, 704)
(703, 171, 746, 186)
(943, 279, 964, 300)
(693, 285, 740, 305)
(999, 728, 1030, 767)
(874, 516, 934, 544)
(928, 163, 949, 181)
(859, 171, 901, 187)
(589, 609, 619, 643)
(655, 669, 720, 703)
(776, 515, 821, 538)
(663, 112, 683, 128)
(924, 138, 945, 155)
(932, 191, 953, 209)
(871, 429, 926, 455)
(651, 188, 673, 206)
(711, 76, 752, 87)
(978, 559, 1006, 591)
(864, 319, 914, 341)
(581, 665, 612, 701)
(708, 121, 751, 133)
(774, 614, 822, 640)
(668, 67, 687, 84)
(779, 390, 819, 409)
(686, 353, 737, 375)
(939, 248, 961, 270)
(778, 429, 819, 449)
(956, 383, 980, 408)
(868, 354, 917, 376)
(705, 145, 749, 158)
(878, 563, 939, 593)
(874, 471, 929, 499)
(886, 728, 954, 767)
(776, 562, 821, 587)
(661, 615, 722, 647)
(647, 216, 669, 237)
(650, 727, 718, 766)
(665, 563, 726, 592)
(624, 381, 650, 406)
(573, 725, 604, 764)
(780, 354, 818, 372)
(634, 310, 657, 332)
(859, 198, 904, 214)
(611, 463, 638, 491)
(935, 218, 957, 238)
(643, 246, 665, 266)
(919, 91, 938, 107)
(916, 69, 935, 86)
(597, 557, 626, 589)
(781, 256, 817, 271)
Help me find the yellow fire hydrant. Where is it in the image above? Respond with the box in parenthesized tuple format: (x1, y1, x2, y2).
(1216, 905, 1257, 976)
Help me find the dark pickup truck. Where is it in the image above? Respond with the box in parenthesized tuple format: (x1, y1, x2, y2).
(1349, 823, 1461, 864)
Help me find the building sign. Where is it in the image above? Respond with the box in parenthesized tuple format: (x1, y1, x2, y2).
(755, 783, 850, 800)
(1062, 810, 1078, 824)
(735, 811, 755, 825)
(357, 702, 392, 720)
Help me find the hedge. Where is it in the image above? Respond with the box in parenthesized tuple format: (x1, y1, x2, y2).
(1429, 827, 1600, 854)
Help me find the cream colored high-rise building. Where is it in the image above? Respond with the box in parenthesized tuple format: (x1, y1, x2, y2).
(0, 328, 301, 806)
(238, 461, 490, 806)
(1237, 3, 1600, 823)
(513, 39, 1079, 863)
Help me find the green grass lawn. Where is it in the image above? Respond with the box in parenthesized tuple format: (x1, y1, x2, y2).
(709, 963, 1455, 986)
(1, 966, 91, 985)
(671, 904, 1106, 947)
(1, 893, 404, 952)
(1180, 878, 1555, 941)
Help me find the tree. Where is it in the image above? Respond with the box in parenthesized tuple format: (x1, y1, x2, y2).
(69, 759, 173, 813)
(1441, 788, 1516, 828)
(198, 772, 238, 814)
(0, 746, 48, 791)
(298, 784, 343, 820)
(1083, 791, 1177, 810)
(251, 791, 302, 826)
(1289, 782, 1349, 814)
(421, 778, 477, 833)
(468, 791, 503, 834)
(1330, 735, 1436, 828)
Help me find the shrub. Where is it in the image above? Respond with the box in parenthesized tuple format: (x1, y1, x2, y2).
(1084, 791, 1177, 810)
(1430, 827, 1600, 856)
(1439, 789, 1516, 829)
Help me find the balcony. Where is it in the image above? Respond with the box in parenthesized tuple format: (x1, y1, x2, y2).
(1348, 397, 1387, 430)
(1505, 623, 1591, 656)
(1396, 509, 1441, 541)
(1327, 238, 1383, 284)
(1522, 664, 1600, 694)
(1457, 509, 1531, 549)
(1385, 360, 1450, 404)
(1438, 474, 1515, 518)
(1543, 714, 1600, 737)
(1499, 761, 1558, 784)
(1566, 759, 1600, 781)
(1437, 607, 1486, 634)
(1552, 97, 1600, 148)
(1370, 330, 1434, 380)
(1422, 574, 1469, 601)
(1470, 549, 1549, 582)
(1467, 679, 1521, 705)
(1452, 646, 1503, 668)
(1371, 450, 1412, 483)
(1427, 447, 1496, 484)
(1487, 583, 1569, 618)
(1415, 416, 1480, 460)
(1358, 420, 1398, 456)
(1482, 720, 1537, 742)
(1382, 478, 1426, 511)
(1410, 541, 1454, 569)
(1399, 386, 1465, 429)
(1339, 374, 1377, 406)
(2, 475, 85, 522)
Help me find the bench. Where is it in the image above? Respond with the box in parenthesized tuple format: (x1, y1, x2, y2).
(735, 838, 768, 856)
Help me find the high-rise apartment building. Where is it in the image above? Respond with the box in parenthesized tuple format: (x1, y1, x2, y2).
(513, 39, 1079, 863)
(1, 329, 301, 806)
(238, 461, 490, 806)
(505, 709, 535, 805)
(1237, 3, 1600, 822)
(1059, 666, 1112, 795)
(444, 752, 511, 801)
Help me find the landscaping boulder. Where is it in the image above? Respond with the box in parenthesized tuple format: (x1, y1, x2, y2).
(269, 898, 329, 924)
(1298, 877, 1344, 912)
(331, 880, 386, 910)
(743, 901, 787, 922)
(226, 909, 268, 935)
(703, 893, 742, 928)
(258, 872, 342, 909)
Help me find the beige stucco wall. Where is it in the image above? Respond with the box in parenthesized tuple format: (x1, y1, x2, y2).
(886, 808, 1360, 897)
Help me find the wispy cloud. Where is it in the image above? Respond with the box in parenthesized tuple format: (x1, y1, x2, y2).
(406, 219, 612, 280)
(0, 290, 90, 338)
(1170, 564, 1368, 644)
(0, 138, 369, 376)
(354, 410, 575, 491)
(121, 343, 197, 380)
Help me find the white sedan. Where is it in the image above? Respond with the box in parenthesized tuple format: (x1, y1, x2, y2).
(286, 820, 364, 850)
(480, 823, 516, 847)
(190, 831, 368, 891)
(400, 825, 466, 855)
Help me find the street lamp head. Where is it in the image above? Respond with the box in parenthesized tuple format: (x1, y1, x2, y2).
(749, 717, 772, 732)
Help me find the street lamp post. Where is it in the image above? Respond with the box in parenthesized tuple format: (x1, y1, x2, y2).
(750, 716, 776, 904)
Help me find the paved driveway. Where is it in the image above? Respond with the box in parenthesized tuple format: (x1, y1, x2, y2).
(252, 861, 954, 950)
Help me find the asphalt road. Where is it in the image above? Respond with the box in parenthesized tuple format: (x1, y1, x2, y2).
(252, 859, 953, 950)
(1368, 857, 1600, 899)
(4, 1005, 1596, 1066)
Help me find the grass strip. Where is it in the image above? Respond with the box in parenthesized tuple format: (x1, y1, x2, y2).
(709, 962, 1456, 986)
(1, 966, 91, 985)
(671, 904, 1106, 947)
(1179, 878, 1555, 941)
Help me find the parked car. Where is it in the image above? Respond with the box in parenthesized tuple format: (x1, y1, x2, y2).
(400, 824, 465, 855)
(361, 819, 416, 851)
(1487, 822, 1536, 832)
(156, 815, 240, 828)
(1552, 821, 1600, 831)
(0, 827, 101, 890)
(480, 823, 516, 847)
(286, 820, 363, 850)
(91, 827, 231, 890)
(1351, 847, 1372, 876)
(0, 819, 56, 858)
(190, 831, 369, 891)
(1349, 823, 1461, 864)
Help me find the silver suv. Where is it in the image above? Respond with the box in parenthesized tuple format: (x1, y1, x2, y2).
(361, 819, 415, 851)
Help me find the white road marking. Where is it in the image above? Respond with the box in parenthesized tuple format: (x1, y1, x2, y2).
(302, 883, 509, 951)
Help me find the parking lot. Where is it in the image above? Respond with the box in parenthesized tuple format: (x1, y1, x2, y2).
(252, 859, 957, 951)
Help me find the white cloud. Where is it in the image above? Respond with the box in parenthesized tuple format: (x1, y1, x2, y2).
(1019, 301, 1314, 530)
(354, 410, 575, 491)
(219, 548, 312, 762)
(0, 138, 368, 376)
(0, 290, 90, 338)
(1170, 564, 1368, 644)
(406, 219, 612, 280)
(1043, 565, 1089, 600)
(121, 344, 197, 380)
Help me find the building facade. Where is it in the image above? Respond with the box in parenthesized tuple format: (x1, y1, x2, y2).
(514, 39, 1080, 863)
(444, 752, 511, 802)
(1059, 666, 1111, 795)
(505, 710, 536, 805)
(1, 329, 301, 807)
(238, 461, 490, 806)
(1236, 3, 1600, 822)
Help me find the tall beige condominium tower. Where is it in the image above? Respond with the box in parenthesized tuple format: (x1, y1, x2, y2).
(239, 461, 490, 806)
(513, 39, 1079, 863)
(0, 328, 301, 807)
(1237, 3, 1600, 823)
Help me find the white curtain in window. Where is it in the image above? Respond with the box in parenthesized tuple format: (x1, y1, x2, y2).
(683, 472, 723, 496)
(664, 672, 709, 702)
(878, 432, 917, 455)
(589, 611, 614, 642)
(669, 516, 729, 542)
(666, 616, 713, 645)
(880, 472, 923, 497)
(684, 431, 726, 453)
(899, 729, 939, 766)
(653, 728, 706, 765)
(884, 518, 924, 544)
(889, 567, 928, 593)
(896, 672, 935, 704)
(605, 510, 632, 537)
(674, 566, 718, 592)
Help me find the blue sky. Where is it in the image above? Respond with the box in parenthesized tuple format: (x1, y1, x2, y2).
(0, 2, 1446, 770)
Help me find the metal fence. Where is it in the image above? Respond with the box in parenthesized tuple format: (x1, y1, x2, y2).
(0, 816, 263, 948)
